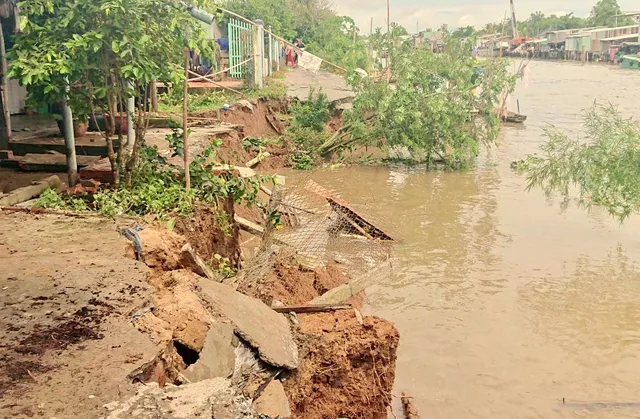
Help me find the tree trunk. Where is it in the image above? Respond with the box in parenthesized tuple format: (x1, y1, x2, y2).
(0, 19, 11, 150)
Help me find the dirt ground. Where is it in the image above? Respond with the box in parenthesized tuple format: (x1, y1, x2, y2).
(287, 312, 400, 419)
(0, 212, 157, 419)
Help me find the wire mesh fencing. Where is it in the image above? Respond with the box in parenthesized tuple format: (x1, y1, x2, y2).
(235, 175, 398, 298)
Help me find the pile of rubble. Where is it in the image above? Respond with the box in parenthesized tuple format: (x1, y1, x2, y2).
(109, 225, 400, 419)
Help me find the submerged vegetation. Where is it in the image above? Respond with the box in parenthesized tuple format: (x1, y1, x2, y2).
(518, 105, 640, 222)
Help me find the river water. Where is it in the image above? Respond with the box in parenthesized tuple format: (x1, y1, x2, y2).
(308, 61, 640, 418)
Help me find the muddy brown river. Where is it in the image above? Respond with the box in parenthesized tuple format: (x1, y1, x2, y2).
(307, 61, 640, 418)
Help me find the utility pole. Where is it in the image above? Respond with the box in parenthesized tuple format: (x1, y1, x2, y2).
(387, 0, 390, 36)
(510, 0, 519, 38)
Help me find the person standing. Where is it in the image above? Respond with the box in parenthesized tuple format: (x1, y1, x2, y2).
(294, 38, 305, 66)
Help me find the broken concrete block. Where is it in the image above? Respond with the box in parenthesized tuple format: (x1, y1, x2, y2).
(183, 323, 236, 382)
(253, 380, 291, 418)
(179, 243, 218, 281)
(104, 378, 255, 418)
(198, 280, 299, 369)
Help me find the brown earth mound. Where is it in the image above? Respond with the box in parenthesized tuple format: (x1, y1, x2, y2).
(174, 203, 240, 269)
(286, 311, 400, 419)
(239, 261, 348, 306)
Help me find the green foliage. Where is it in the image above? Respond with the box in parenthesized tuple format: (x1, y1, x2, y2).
(589, 0, 633, 27)
(11, 0, 212, 185)
(285, 90, 332, 169)
(35, 135, 265, 219)
(344, 38, 515, 169)
(290, 90, 331, 132)
(224, 0, 296, 40)
(304, 16, 369, 70)
(520, 105, 640, 222)
(35, 188, 89, 211)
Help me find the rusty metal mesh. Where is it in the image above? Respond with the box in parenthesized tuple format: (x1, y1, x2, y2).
(235, 175, 398, 290)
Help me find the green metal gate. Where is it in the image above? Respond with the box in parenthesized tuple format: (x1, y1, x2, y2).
(228, 18, 253, 78)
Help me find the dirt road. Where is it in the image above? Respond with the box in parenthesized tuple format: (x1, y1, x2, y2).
(285, 67, 353, 103)
(0, 212, 156, 418)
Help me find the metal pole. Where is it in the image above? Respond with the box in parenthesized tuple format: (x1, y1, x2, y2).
(253, 19, 264, 89)
(126, 81, 135, 147)
(62, 77, 77, 186)
(183, 29, 190, 191)
(268, 26, 273, 76)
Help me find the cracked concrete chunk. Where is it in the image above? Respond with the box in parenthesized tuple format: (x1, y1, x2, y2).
(253, 380, 291, 418)
(104, 378, 255, 418)
(183, 323, 236, 382)
(198, 280, 299, 369)
(179, 243, 218, 281)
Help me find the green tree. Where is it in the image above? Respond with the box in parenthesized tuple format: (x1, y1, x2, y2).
(11, 0, 210, 185)
(589, 0, 632, 27)
(304, 16, 369, 69)
(520, 105, 640, 221)
(390, 22, 409, 37)
(338, 38, 516, 168)
(225, 0, 296, 39)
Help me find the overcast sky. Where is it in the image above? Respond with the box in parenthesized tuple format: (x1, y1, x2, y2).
(335, 0, 639, 33)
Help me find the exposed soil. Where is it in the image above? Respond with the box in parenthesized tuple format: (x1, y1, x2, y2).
(286, 312, 400, 419)
(174, 203, 240, 269)
(214, 126, 289, 171)
(239, 261, 349, 307)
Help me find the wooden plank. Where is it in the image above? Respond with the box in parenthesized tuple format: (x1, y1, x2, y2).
(310, 259, 396, 305)
(246, 151, 271, 168)
(271, 304, 352, 314)
(235, 214, 264, 236)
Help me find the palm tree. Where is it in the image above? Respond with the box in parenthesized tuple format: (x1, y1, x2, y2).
(0, 0, 17, 149)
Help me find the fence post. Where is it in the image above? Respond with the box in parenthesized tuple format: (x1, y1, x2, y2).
(268, 27, 273, 76)
(253, 19, 264, 89)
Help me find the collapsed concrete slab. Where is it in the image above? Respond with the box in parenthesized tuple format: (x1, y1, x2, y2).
(253, 380, 292, 419)
(198, 279, 299, 369)
(183, 323, 237, 382)
(103, 378, 255, 419)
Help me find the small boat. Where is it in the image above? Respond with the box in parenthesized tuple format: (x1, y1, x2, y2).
(502, 111, 527, 124)
(616, 42, 640, 70)
(619, 55, 640, 70)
